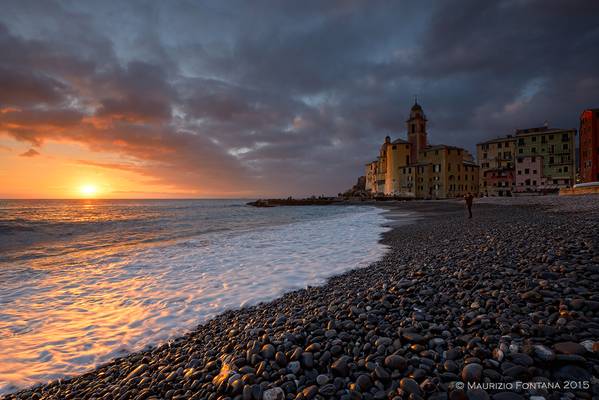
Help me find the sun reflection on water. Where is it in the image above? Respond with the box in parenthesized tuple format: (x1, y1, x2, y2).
(0, 200, 391, 395)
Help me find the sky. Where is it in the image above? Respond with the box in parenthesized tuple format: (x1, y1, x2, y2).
(0, 0, 598, 198)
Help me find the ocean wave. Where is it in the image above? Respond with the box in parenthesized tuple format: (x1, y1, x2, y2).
(0, 201, 391, 394)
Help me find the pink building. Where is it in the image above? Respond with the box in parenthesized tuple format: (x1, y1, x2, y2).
(515, 156, 545, 192)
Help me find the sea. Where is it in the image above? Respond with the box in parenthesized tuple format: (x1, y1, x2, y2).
(0, 199, 393, 394)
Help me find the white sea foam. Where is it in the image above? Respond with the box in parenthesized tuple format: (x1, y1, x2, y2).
(0, 204, 392, 394)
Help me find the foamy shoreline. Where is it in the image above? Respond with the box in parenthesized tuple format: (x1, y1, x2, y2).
(0, 204, 393, 395)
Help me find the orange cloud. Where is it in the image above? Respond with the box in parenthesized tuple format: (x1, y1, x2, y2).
(19, 148, 40, 157)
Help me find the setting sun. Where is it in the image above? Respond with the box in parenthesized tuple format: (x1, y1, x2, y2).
(79, 184, 99, 197)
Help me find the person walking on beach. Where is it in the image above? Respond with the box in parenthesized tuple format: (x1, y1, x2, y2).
(464, 192, 474, 218)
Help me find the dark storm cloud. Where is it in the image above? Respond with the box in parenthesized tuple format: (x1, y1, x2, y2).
(0, 0, 597, 196)
(0, 66, 67, 106)
(94, 61, 176, 123)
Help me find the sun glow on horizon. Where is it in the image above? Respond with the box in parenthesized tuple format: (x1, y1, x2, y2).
(79, 184, 99, 197)
(0, 138, 253, 199)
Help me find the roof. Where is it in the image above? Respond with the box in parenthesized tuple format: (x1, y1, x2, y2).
(392, 138, 409, 144)
(581, 109, 599, 116)
(515, 126, 575, 136)
(463, 160, 480, 167)
(477, 136, 516, 145)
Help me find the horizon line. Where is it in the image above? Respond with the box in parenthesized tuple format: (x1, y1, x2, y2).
(0, 196, 333, 201)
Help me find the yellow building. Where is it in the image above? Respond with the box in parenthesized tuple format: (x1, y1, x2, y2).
(405, 145, 479, 199)
(365, 101, 479, 199)
(365, 136, 412, 195)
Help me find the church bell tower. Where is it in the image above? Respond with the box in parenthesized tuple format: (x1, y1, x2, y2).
(407, 98, 427, 163)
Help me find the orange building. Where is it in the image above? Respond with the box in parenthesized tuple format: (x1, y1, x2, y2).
(580, 109, 599, 182)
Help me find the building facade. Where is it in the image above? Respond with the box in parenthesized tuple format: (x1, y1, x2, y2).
(477, 125, 576, 195)
(476, 136, 516, 196)
(580, 109, 599, 182)
(365, 160, 378, 193)
(515, 155, 545, 193)
(365, 102, 479, 199)
(484, 168, 515, 197)
(515, 126, 576, 190)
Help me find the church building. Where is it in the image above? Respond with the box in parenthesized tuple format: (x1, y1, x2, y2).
(365, 101, 479, 199)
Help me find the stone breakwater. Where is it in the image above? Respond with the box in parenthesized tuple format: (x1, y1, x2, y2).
(4, 197, 599, 400)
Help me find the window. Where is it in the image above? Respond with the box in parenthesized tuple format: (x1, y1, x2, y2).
(517, 157, 523, 163)
(392, 145, 397, 150)
(483, 152, 488, 159)
(563, 143, 568, 150)
(498, 142, 502, 148)
(411, 124, 415, 133)
(562, 133, 569, 142)
(525, 168, 530, 174)
(406, 155, 410, 164)
(531, 156, 536, 162)
(519, 148, 523, 154)
(532, 136, 537, 142)
(533, 180, 537, 185)
(518, 138, 525, 145)
(564, 166, 568, 172)
(533, 170, 537, 174)
(549, 156, 554, 163)
(531, 147, 536, 153)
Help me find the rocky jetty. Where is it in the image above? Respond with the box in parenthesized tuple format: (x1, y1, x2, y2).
(5, 197, 599, 400)
(247, 198, 341, 207)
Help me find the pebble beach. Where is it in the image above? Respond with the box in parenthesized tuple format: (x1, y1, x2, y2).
(4, 196, 599, 400)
